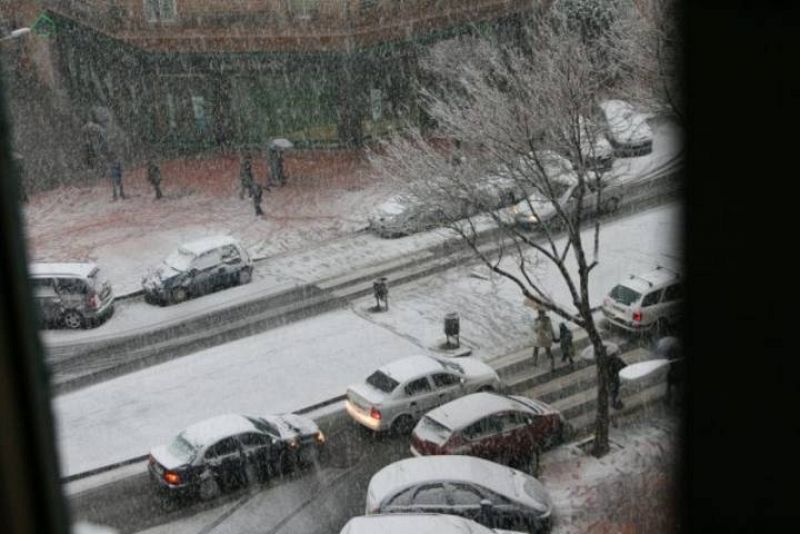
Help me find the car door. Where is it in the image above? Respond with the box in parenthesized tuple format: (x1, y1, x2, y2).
(220, 244, 243, 284)
(203, 436, 245, 489)
(430, 372, 463, 406)
(406, 483, 452, 515)
(55, 277, 89, 311)
(404, 377, 437, 420)
(640, 288, 663, 326)
(661, 282, 683, 325)
(491, 411, 531, 462)
(462, 415, 502, 460)
(236, 432, 274, 480)
(444, 482, 486, 523)
(32, 277, 61, 324)
(190, 249, 222, 295)
(518, 410, 555, 451)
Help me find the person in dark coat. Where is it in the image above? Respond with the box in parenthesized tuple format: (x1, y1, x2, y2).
(146, 160, 163, 200)
(607, 350, 627, 410)
(666, 358, 684, 405)
(251, 182, 267, 216)
(557, 322, 575, 368)
(239, 154, 254, 200)
(110, 160, 125, 200)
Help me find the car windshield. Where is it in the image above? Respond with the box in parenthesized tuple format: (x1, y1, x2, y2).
(437, 359, 464, 375)
(166, 434, 198, 464)
(164, 249, 195, 272)
(245, 416, 280, 438)
(609, 284, 642, 306)
(366, 371, 400, 393)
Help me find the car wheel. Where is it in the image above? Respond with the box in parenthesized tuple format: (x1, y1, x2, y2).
(171, 287, 189, 304)
(391, 415, 415, 436)
(62, 310, 85, 330)
(198, 476, 220, 501)
(603, 197, 620, 214)
(238, 267, 252, 286)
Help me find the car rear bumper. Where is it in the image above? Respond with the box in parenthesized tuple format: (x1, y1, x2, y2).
(345, 400, 383, 431)
(602, 308, 649, 332)
(147, 464, 194, 497)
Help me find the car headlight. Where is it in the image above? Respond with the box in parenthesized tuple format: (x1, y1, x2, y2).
(288, 439, 299, 449)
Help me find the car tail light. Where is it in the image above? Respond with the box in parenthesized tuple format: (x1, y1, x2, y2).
(85, 292, 100, 310)
(632, 310, 642, 322)
(164, 470, 181, 485)
(370, 407, 382, 421)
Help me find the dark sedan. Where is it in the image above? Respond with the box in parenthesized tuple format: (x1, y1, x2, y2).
(410, 393, 567, 474)
(148, 413, 326, 502)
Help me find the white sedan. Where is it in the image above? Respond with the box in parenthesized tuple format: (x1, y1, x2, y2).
(599, 99, 653, 157)
(345, 355, 502, 434)
(366, 455, 553, 533)
(341, 513, 527, 534)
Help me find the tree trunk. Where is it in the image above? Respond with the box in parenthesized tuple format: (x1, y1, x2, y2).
(585, 319, 611, 457)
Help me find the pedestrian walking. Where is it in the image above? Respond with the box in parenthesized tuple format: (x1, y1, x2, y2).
(607, 349, 627, 410)
(251, 181, 268, 216)
(557, 322, 575, 368)
(110, 160, 125, 200)
(532, 307, 557, 372)
(666, 358, 684, 406)
(239, 154, 254, 200)
(146, 160, 163, 200)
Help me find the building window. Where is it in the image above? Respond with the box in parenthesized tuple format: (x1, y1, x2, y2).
(165, 92, 177, 129)
(144, 0, 177, 23)
(287, 0, 320, 20)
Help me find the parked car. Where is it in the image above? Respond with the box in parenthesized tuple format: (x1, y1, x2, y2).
(578, 116, 615, 172)
(599, 99, 653, 157)
(563, 177, 625, 219)
(410, 392, 567, 472)
(368, 175, 524, 238)
(29, 262, 114, 329)
(602, 266, 683, 335)
(142, 235, 253, 305)
(366, 455, 553, 533)
(341, 513, 527, 534)
(148, 413, 325, 502)
(345, 355, 502, 434)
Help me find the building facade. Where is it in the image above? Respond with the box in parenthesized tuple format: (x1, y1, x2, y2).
(41, 0, 548, 152)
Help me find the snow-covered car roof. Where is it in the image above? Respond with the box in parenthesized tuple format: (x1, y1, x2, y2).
(373, 195, 413, 217)
(579, 116, 614, 159)
(341, 513, 513, 534)
(178, 414, 258, 448)
(368, 455, 551, 513)
(423, 393, 549, 431)
(617, 267, 679, 293)
(599, 100, 653, 146)
(179, 235, 240, 256)
(29, 262, 98, 279)
(376, 355, 452, 382)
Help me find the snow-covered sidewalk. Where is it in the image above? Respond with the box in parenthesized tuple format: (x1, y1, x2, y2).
(52, 203, 681, 477)
(543, 414, 679, 533)
(25, 121, 683, 299)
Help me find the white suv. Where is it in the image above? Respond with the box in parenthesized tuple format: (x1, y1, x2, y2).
(602, 267, 682, 335)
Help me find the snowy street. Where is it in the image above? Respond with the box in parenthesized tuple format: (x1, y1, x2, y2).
(54, 201, 681, 479)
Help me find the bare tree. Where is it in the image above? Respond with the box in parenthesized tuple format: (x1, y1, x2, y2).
(618, 0, 684, 124)
(368, 10, 629, 456)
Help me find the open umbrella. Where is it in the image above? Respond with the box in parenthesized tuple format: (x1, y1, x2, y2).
(269, 138, 294, 150)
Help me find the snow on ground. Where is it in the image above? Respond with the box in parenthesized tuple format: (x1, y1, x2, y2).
(52, 309, 425, 477)
(52, 202, 681, 476)
(350, 202, 682, 361)
(542, 414, 680, 533)
(23, 121, 682, 299)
